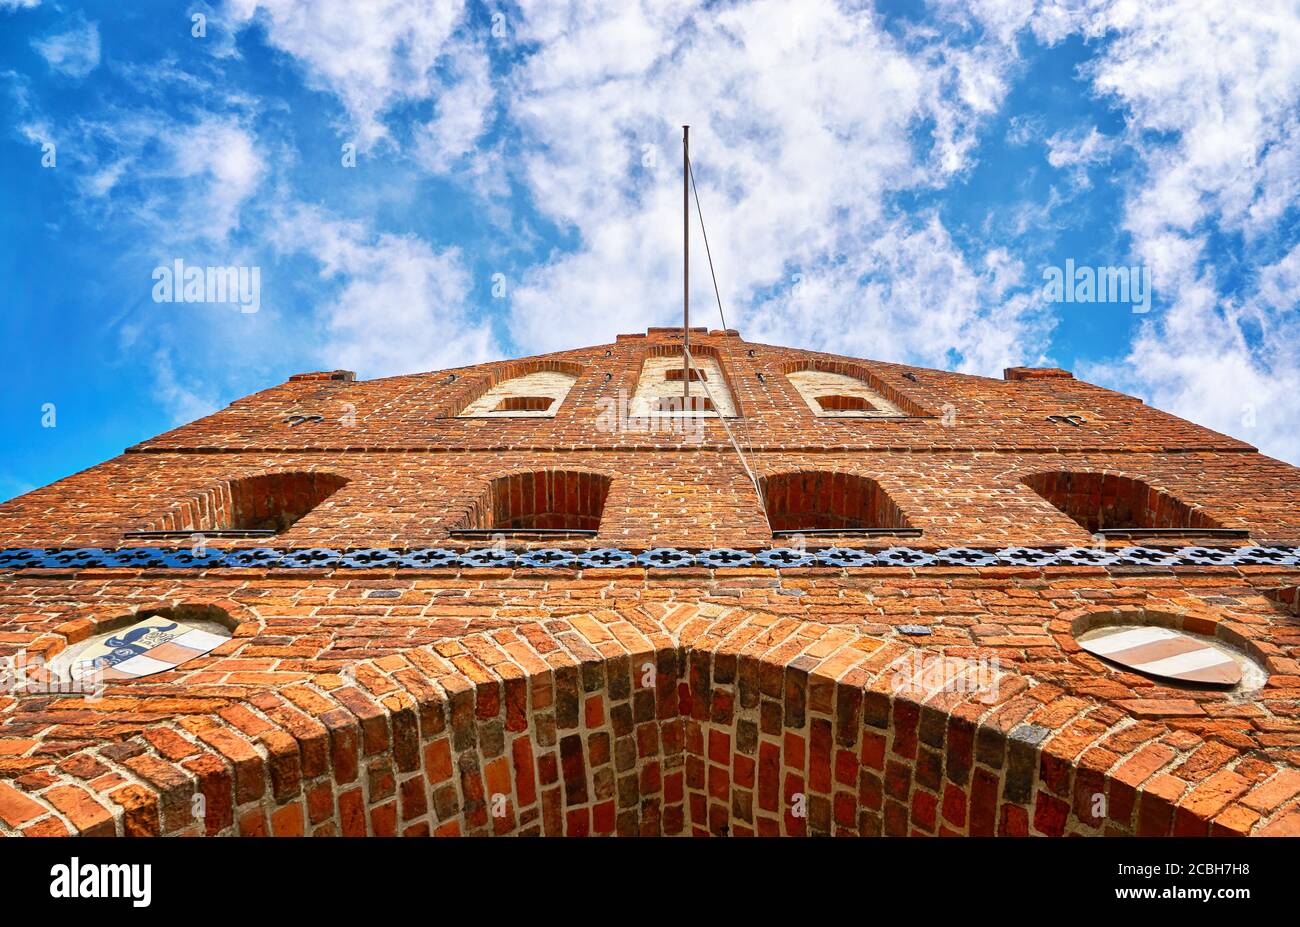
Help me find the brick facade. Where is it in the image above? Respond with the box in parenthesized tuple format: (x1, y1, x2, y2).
(1, 328, 1298, 837)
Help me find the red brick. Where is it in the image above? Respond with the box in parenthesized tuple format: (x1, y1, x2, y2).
(1242, 769, 1300, 814)
(1257, 811, 1300, 836)
(271, 801, 305, 837)
(370, 801, 398, 836)
(0, 781, 47, 828)
(45, 785, 114, 837)
(338, 788, 367, 836)
(1032, 791, 1069, 836)
(307, 782, 335, 824)
(942, 784, 967, 828)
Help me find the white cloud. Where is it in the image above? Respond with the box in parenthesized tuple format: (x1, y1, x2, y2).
(188, 2, 240, 59)
(927, 0, 1300, 462)
(8, 41, 495, 388)
(5, 60, 267, 241)
(1083, 240, 1300, 462)
(267, 206, 499, 377)
(31, 15, 100, 79)
(165, 118, 266, 240)
(1044, 125, 1118, 187)
(1257, 241, 1300, 312)
(1, 0, 40, 11)
(225, 0, 480, 150)
(412, 40, 495, 175)
(748, 215, 1051, 374)
(211, 0, 1047, 376)
(1079, 2, 1300, 246)
(502, 0, 1041, 370)
(68, 113, 265, 241)
(1005, 114, 1044, 147)
(1015, 0, 1300, 462)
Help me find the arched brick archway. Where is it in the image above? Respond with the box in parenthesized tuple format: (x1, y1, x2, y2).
(4, 602, 1284, 837)
(178, 607, 1267, 836)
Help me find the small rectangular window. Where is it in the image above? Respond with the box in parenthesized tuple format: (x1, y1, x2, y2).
(815, 395, 877, 412)
(664, 368, 708, 381)
(655, 396, 714, 414)
(493, 396, 554, 413)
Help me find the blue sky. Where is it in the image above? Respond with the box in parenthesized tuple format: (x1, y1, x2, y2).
(3, 0, 1299, 502)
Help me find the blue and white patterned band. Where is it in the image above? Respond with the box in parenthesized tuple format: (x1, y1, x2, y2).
(0, 545, 1296, 570)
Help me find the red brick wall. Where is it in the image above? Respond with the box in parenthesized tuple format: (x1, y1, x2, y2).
(102, 330, 1258, 457)
(1, 329, 1298, 838)
(0, 572, 1298, 837)
(4, 450, 1297, 549)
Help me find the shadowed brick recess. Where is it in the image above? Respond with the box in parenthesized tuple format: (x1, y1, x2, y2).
(1023, 471, 1224, 535)
(145, 471, 349, 535)
(1, 328, 1298, 838)
(463, 470, 612, 533)
(759, 471, 912, 533)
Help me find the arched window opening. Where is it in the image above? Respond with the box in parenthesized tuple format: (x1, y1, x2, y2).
(457, 370, 578, 418)
(629, 348, 737, 417)
(786, 369, 905, 418)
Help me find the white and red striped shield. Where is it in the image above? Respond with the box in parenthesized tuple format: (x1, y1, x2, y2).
(1079, 625, 1241, 686)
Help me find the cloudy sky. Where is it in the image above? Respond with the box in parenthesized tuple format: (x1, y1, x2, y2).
(3, 0, 1299, 500)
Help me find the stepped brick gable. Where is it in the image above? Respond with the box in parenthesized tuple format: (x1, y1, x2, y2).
(1, 328, 1298, 837)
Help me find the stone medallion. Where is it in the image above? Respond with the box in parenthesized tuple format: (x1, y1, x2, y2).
(54, 613, 230, 682)
(1077, 625, 1242, 686)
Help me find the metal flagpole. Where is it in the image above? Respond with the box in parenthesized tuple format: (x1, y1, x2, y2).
(683, 125, 691, 402)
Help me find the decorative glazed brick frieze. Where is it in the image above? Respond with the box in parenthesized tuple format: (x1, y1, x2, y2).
(2, 544, 1297, 571)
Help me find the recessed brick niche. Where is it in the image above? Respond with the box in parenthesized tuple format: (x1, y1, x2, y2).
(146, 471, 348, 535)
(463, 470, 612, 532)
(1023, 471, 1223, 534)
(760, 471, 912, 532)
